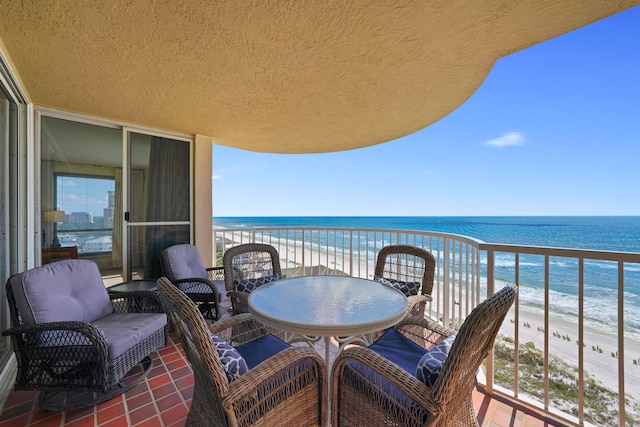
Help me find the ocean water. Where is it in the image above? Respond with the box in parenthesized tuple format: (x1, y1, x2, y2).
(214, 216, 640, 252)
(213, 216, 640, 334)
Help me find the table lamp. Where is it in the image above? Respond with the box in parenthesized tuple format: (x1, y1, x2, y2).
(43, 210, 65, 248)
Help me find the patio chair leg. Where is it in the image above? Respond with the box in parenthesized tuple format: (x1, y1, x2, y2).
(198, 302, 216, 320)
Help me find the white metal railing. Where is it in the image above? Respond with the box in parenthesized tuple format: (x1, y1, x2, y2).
(481, 243, 640, 427)
(212, 227, 640, 427)
(214, 227, 483, 328)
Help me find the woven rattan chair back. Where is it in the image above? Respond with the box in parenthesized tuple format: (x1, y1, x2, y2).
(223, 243, 282, 291)
(374, 245, 436, 296)
(223, 243, 282, 315)
(158, 276, 328, 426)
(331, 283, 517, 427)
(374, 245, 436, 320)
(157, 277, 230, 426)
(431, 283, 517, 425)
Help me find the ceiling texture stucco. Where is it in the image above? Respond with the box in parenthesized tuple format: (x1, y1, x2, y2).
(1, 1, 638, 153)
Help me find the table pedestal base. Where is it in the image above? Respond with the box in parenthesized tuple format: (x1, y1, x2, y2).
(284, 332, 372, 367)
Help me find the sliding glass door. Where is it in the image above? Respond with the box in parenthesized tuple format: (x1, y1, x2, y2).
(41, 117, 122, 281)
(124, 130, 191, 280)
(40, 116, 192, 283)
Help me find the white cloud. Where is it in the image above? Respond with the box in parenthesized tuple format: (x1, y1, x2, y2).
(212, 174, 222, 180)
(484, 132, 524, 147)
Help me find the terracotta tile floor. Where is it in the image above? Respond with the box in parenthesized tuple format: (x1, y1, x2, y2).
(0, 333, 565, 427)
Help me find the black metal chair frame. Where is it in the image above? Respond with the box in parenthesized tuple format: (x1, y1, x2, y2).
(3, 274, 167, 412)
(159, 244, 225, 320)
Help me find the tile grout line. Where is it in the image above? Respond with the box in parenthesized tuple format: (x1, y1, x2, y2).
(156, 338, 190, 426)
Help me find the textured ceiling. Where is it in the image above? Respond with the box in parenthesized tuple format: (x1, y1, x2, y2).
(1, 1, 638, 153)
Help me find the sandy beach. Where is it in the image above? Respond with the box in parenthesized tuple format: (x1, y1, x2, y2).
(500, 304, 640, 403)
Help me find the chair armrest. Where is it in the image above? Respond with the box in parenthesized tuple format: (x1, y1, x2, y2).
(3, 321, 109, 356)
(393, 316, 456, 349)
(226, 290, 250, 316)
(226, 290, 249, 304)
(209, 313, 270, 345)
(408, 294, 432, 305)
(332, 346, 441, 415)
(3, 321, 111, 391)
(395, 316, 456, 335)
(224, 346, 327, 416)
(406, 294, 430, 309)
(172, 277, 221, 297)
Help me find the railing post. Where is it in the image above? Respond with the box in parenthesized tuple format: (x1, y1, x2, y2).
(301, 230, 306, 275)
(349, 231, 353, 276)
(578, 258, 585, 424)
(443, 238, 450, 327)
(618, 261, 626, 427)
(485, 248, 495, 393)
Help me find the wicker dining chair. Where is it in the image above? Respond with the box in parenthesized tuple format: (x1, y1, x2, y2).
(160, 244, 226, 320)
(223, 243, 282, 315)
(374, 244, 436, 319)
(156, 277, 327, 427)
(331, 283, 517, 427)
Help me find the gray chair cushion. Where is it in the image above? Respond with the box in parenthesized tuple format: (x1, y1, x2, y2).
(10, 259, 113, 325)
(93, 312, 167, 359)
(160, 244, 208, 280)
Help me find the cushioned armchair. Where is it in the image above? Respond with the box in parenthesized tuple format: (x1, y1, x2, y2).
(374, 244, 436, 319)
(2, 259, 167, 411)
(160, 244, 226, 320)
(331, 283, 517, 427)
(156, 277, 327, 427)
(223, 243, 282, 315)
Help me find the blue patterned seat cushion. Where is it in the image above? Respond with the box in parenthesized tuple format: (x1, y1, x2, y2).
(234, 274, 280, 294)
(211, 333, 249, 382)
(373, 275, 421, 297)
(415, 335, 456, 387)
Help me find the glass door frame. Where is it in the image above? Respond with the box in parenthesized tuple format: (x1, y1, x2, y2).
(122, 127, 193, 281)
(0, 46, 29, 386)
(35, 109, 193, 281)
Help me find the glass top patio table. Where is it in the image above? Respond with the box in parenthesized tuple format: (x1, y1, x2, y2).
(248, 275, 407, 363)
(108, 279, 158, 293)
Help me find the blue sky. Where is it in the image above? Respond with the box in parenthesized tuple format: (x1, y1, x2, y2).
(214, 7, 640, 217)
(56, 176, 114, 216)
